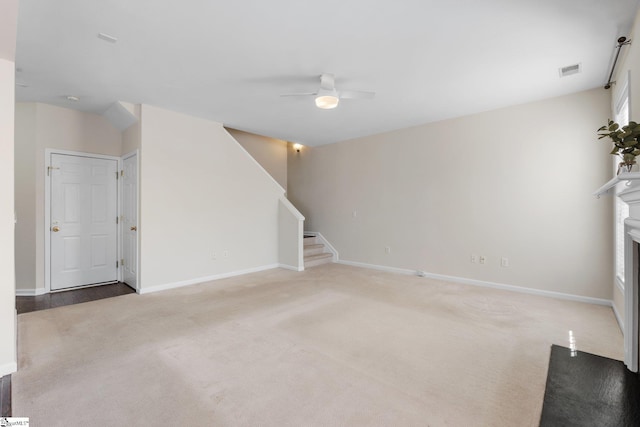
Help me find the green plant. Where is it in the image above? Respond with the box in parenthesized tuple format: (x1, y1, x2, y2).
(598, 119, 640, 164)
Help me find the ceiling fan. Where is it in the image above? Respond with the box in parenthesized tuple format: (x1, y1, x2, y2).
(281, 73, 375, 109)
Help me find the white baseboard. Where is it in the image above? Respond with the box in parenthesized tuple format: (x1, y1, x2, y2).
(16, 288, 47, 296)
(337, 259, 417, 276)
(338, 259, 613, 307)
(279, 264, 305, 272)
(419, 270, 612, 306)
(139, 264, 280, 295)
(0, 361, 17, 377)
(612, 302, 625, 334)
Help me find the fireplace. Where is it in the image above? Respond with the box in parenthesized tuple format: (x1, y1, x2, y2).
(619, 183, 640, 371)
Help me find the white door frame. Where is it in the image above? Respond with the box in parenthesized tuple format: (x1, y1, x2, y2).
(44, 149, 122, 293)
(121, 149, 140, 292)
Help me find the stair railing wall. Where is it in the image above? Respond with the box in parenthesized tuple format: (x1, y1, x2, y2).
(278, 197, 305, 271)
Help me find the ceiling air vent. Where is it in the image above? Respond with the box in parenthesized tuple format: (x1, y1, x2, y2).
(559, 63, 581, 78)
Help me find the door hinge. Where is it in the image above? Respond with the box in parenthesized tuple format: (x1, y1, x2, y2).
(116, 260, 119, 268)
(47, 166, 60, 176)
(121, 170, 124, 177)
(121, 258, 125, 266)
(116, 216, 119, 224)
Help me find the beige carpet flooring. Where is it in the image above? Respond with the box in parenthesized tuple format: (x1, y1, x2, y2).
(13, 264, 623, 426)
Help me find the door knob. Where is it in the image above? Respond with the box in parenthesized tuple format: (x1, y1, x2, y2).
(130, 226, 137, 231)
(51, 226, 60, 232)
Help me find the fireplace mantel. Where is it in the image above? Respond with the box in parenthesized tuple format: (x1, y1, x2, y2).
(594, 172, 640, 197)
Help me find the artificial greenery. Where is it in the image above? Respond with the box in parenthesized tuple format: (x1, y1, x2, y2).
(598, 119, 640, 164)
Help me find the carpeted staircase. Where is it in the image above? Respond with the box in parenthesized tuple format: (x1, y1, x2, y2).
(303, 235, 333, 268)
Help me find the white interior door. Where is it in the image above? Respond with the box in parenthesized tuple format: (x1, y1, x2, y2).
(50, 154, 118, 291)
(122, 154, 138, 289)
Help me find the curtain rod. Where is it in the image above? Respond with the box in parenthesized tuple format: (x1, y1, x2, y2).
(604, 36, 631, 90)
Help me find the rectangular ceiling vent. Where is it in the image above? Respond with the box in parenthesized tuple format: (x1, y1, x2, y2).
(559, 63, 581, 78)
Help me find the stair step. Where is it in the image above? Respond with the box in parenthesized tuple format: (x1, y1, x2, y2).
(304, 244, 325, 256)
(304, 252, 333, 268)
(303, 236, 317, 246)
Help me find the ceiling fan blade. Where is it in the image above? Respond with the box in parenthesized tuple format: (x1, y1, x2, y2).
(340, 90, 375, 100)
(280, 92, 317, 97)
(320, 73, 336, 91)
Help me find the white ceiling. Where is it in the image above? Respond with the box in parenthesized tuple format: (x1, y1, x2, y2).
(14, 0, 640, 146)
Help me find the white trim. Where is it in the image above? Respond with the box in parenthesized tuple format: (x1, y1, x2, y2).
(138, 264, 280, 295)
(418, 271, 611, 305)
(616, 275, 625, 293)
(121, 150, 140, 292)
(613, 73, 630, 116)
(613, 70, 631, 118)
(305, 231, 339, 261)
(338, 259, 612, 306)
(337, 259, 416, 276)
(44, 149, 121, 293)
(613, 302, 625, 334)
(630, 69, 633, 122)
(623, 218, 640, 371)
(44, 148, 122, 161)
(16, 288, 47, 296)
(0, 362, 17, 377)
(279, 263, 305, 272)
(280, 196, 304, 221)
(594, 172, 640, 197)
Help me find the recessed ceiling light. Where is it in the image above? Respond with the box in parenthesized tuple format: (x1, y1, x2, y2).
(559, 63, 581, 78)
(66, 96, 80, 102)
(97, 32, 118, 43)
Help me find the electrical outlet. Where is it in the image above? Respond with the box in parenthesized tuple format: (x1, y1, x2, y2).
(212, 252, 217, 260)
(385, 246, 391, 254)
(479, 255, 486, 264)
(471, 254, 478, 263)
(223, 250, 229, 258)
(501, 257, 509, 267)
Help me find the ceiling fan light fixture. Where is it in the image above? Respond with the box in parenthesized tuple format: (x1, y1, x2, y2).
(315, 95, 339, 109)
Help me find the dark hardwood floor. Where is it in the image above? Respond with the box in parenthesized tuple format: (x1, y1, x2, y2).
(16, 282, 136, 314)
(1, 283, 138, 415)
(540, 344, 640, 426)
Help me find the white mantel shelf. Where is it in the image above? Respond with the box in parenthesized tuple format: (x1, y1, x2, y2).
(594, 172, 640, 197)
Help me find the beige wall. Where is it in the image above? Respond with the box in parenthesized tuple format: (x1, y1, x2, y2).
(0, 0, 18, 376)
(14, 103, 122, 292)
(226, 128, 288, 190)
(14, 103, 36, 293)
(610, 8, 640, 322)
(122, 104, 141, 154)
(138, 105, 284, 291)
(288, 88, 613, 299)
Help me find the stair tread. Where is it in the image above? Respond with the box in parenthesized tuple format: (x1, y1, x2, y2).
(304, 243, 324, 249)
(304, 253, 332, 261)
